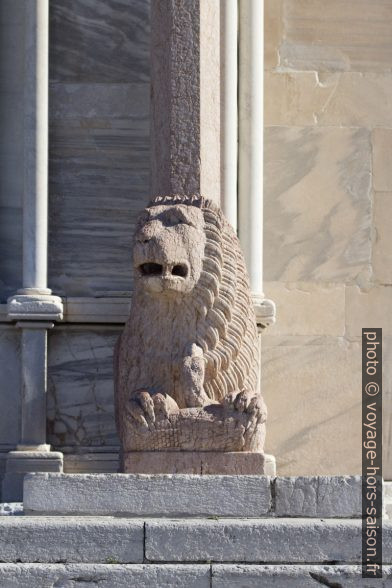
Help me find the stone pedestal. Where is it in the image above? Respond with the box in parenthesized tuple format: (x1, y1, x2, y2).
(2, 450, 63, 502)
(2, 319, 64, 501)
(123, 452, 276, 476)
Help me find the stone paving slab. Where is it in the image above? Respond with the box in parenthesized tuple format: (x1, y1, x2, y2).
(23, 473, 272, 517)
(145, 518, 392, 564)
(0, 517, 143, 563)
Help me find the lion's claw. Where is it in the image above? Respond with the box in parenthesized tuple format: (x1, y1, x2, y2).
(127, 400, 149, 429)
(127, 390, 180, 429)
(226, 389, 267, 423)
(137, 390, 155, 423)
(127, 389, 156, 428)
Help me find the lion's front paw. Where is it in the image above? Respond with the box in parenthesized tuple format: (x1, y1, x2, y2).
(127, 390, 180, 429)
(225, 389, 267, 423)
(127, 389, 156, 429)
(153, 392, 180, 420)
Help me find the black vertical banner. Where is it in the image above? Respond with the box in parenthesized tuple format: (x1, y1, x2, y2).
(362, 328, 382, 578)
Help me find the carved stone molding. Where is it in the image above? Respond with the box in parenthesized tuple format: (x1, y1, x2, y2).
(7, 294, 63, 322)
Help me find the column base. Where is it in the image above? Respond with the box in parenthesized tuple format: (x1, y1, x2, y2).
(123, 451, 276, 476)
(7, 292, 63, 321)
(252, 295, 276, 329)
(2, 450, 63, 501)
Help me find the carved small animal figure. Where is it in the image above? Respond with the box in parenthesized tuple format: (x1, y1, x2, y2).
(114, 195, 267, 454)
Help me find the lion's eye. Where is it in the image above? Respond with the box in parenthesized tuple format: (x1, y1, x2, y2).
(169, 215, 186, 226)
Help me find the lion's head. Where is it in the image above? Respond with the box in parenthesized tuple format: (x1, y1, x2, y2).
(133, 196, 206, 296)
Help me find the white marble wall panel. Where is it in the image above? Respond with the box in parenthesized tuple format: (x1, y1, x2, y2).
(0, 2, 25, 301)
(49, 0, 150, 83)
(48, 0, 151, 297)
(47, 328, 120, 448)
(48, 96, 149, 296)
(0, 327, 20, 446)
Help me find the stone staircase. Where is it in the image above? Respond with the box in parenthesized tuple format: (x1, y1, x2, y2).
(0, 474, 391, 587)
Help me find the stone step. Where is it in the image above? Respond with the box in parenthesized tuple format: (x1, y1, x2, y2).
(23, 473, 363, 518)
(145, 518, 392, 564)
(23, 473, 272, 517)
(0, 517, 144, 563)
(212, 564, 392, 587)
(0, 564, 390, 587)
(1, 517, 391, 564)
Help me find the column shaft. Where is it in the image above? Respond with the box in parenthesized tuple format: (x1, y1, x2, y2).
(20, 326, 49, 447)
(221, 0, 238, 230)
(22, 0, 49, 293)
(238, 0, 264, 296)
(150, 0, 221, 204)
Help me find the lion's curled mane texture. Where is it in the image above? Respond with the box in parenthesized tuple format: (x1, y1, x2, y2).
(133, 194, 259, 403)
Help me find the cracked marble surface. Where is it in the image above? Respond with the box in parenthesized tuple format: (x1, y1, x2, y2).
(47, 329, 120, 448)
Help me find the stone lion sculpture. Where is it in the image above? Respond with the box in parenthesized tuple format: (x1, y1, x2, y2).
(114, 194, 267, 457)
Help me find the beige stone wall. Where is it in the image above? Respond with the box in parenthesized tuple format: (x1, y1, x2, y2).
(263, 0, 392, 476)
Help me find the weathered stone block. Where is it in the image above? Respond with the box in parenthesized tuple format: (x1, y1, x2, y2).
(0, 564, 211, 588)
(145, 519, 392, 563)
(24, 473, 272, 517)
(0, 517, 143, 563)
(2, 451, 63, 502)
(274, 476, 362, 518)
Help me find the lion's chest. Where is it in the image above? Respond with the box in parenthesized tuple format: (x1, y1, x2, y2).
(135, 303, 196, 397)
